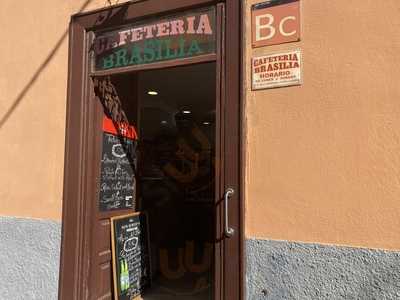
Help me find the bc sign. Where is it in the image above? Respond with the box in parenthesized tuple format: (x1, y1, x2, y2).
(252, 0, 300, 48)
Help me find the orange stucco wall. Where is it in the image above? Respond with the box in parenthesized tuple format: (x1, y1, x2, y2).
(0, 0, 129, 221)
(1, 0, 399, 251)
(244, 0, 400, 250)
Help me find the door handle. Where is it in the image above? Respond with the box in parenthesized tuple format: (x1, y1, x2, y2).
(224, 188, 235, 238)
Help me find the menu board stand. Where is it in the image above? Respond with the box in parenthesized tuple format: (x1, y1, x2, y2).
(111, 212, 151, 300)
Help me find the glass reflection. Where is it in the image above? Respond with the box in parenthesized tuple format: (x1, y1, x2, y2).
(139, 63, 216, 300)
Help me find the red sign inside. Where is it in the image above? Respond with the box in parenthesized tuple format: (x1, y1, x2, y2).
(103, 116, 138, 140)
(252, 0, 300, 48)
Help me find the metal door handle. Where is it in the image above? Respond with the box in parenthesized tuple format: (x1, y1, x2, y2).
(224, 188, 235, 238)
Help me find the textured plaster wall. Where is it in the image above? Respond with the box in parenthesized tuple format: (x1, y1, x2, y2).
(246, 239, 400, 300)
(244, 0, 400, 249)
(0, 217, 61, 300)
(0, 0, 129, 220)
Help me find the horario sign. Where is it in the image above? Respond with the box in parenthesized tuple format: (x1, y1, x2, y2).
(91, 7, 216, 71)
(252, 49, 302, 90)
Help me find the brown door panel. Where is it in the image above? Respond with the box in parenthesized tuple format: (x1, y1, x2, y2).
(96, 219, 112, 262)
(88, 74, 140, 299)
(91, 261, 113, 300)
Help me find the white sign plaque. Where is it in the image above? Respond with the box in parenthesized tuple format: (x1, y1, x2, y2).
(252, 49, 302, 90)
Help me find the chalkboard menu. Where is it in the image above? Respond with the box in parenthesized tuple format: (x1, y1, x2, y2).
(111, 213, 151, 300)
(99, 117, 138, 211)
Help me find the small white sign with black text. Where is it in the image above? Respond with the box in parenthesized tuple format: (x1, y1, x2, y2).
(252, 49, 302, 90)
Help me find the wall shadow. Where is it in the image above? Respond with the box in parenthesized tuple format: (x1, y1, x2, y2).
(0, 0, 96, 130)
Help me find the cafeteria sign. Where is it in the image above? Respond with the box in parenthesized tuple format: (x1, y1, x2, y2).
(252, 49, 302, 90)
(92, 7, 216, 71)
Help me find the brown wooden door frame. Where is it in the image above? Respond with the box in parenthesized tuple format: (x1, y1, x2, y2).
(59, 1, 243, 299)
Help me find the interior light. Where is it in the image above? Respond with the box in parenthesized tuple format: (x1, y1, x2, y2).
(148, 91, 158, 96)
(203, 122, 211, 125)
(161, 120, 168, 125)
(182, 110, 191, 114)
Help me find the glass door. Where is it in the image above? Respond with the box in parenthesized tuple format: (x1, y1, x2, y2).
(82, 3, 241, 300)
(137, 63, 217, 299)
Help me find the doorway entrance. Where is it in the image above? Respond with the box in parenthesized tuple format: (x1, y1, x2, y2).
(91, 63, 218, 299)
(59, 1, 242, 300)
(90, 63, 218, 300)
(139, 63, 216, 299)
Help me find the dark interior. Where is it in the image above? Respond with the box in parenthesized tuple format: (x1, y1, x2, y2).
(111, 62, 217, 299)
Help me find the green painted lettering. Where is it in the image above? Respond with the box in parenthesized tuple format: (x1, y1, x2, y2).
(178, 38, 185, 58)
(129, 46, 143, 65)
(114, 49, 128, 67)
(187, 40, 202, 56)
(155, 39, 163, 61)
(143, 40, 156, 63)
(102, 37, 207, 70)
(164, 39, 178, 59)
(102, 54, 115, 69)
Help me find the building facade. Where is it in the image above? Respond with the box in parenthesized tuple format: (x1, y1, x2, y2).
(0, 0, 399, 299)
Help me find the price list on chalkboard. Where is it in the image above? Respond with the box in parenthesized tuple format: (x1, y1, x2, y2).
(99, 117, 138, 212)
(111, 213, 151, 300)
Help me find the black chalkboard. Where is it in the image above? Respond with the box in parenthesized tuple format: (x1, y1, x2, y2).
(99, 132, 137, 211)
(111, 212, 151, 300)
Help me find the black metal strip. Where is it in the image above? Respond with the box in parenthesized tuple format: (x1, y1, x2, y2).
(252, 0, 299, 11)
